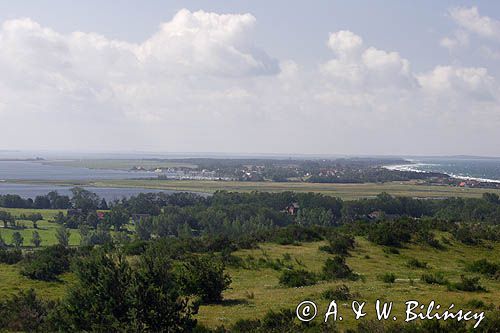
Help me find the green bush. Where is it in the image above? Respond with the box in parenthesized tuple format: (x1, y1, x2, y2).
(450, 275, 486, 292)
(21, 245, 71, 281)
(406, 258, 428, 269)
(379, 272, 396, 283)
(0, 249, 23, 264)
(466, 259, 499, 278)
(322, 256, 358, 281)
(421, 272, 449, 285)
(465, 299, 494, 310)
(279, 269, 317, 287)
(319, 233, 355, 255)
(321, 284, 356, 301)
(177, 255, 232, 303)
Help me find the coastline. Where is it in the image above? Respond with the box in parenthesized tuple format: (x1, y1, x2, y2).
(384, 163, 500, 184)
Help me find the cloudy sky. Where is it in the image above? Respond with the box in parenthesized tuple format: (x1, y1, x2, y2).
(0, 1, 499, 156)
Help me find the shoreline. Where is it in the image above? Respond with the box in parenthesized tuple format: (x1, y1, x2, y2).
(383, 163, 500, 184)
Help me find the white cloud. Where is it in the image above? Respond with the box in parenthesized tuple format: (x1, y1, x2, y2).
(0, 11, 499, 155)
(449, 7, 500, 40)
(418, 65, 498, 101)
(321, 30, 417, 90)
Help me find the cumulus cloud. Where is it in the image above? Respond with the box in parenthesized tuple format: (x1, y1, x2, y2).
(449, 6, 500, 40)
(321, 30, 417, 90)
(0, 10, 499, 155)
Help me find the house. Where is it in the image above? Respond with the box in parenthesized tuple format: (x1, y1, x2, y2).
(96, 211, 105, 220)
(285, 203, 299, 215)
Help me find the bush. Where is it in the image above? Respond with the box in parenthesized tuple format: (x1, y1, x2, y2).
(383, 247, 400, 255)
(319, 233, 355, 255)
(379, 272, 396, 283)
(450, 275, 486, 292)
(0, 249, 23, 264)
(421, 272, 449, 285)
(0, 289, 52, 332)
(367, 221, 411, 247)
(177, 255, 232, 303)
(406, 258, 428, 269)
(122, 239, 149, 255)
(466, 259, 499, 278)
(21, 245, 72, 281)
(322, 256, 358, 280)
(465, 299, 494, 310)
(321, 284, 356, 301)
(279, 269, 317, 287)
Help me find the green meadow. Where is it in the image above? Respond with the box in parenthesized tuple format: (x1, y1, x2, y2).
(0, 209, 498, 330)
(16, 179, 500, 200)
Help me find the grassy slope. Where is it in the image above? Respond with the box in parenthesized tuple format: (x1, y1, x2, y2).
(197, 236, 500, 329)
(0, 209, 498, 330)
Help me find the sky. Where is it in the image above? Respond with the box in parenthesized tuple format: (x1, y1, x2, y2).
(0, 1, 499, 156)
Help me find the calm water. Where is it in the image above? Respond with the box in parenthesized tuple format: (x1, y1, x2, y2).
(0, 183, 181, 201)
(0, 161, 155, 181)
(0, 160, 200, 199)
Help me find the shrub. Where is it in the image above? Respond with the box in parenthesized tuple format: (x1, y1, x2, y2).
(465, 299, 494, 310)
(450, 275, 486, 292)
(122, 240, 149, 255)
(421, 272, 449, 285)
(0, 249, 23, 264)
(322, 256, 358, 280)
(319, 233, 355, 255)
(0, 289, 52, 332)
(466, 259, 499, 277)
(383, 247, 400, 255)
(21, 245, 72, 281)
(367, 221, 411, 247)
(279, 269, 317, 287)
(177, 255, 232, 303)
(406, 258, 428, 269)
(379, 272, 396, 283)
(321, 284, 356, 301)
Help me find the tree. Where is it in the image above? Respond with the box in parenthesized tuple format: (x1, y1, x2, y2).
(70, 187, 100, 212)
(54, 250, 196, 331)
(12, 232, 24, 248)
(0, 232, 6, 249)
(27, 213, 43, 229)
(55, 226, 70, 247)
(0, 211, 13, 229)
(98, 198, 109, 210)
(106, 205, 129, 231)
(31, 231, 42, 248)
(34, 196, 51, 209)
(177, 255, 232, 303)
(136, 218, 153, 241)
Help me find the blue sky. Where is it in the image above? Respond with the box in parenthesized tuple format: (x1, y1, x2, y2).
(0, 1, 499, 155)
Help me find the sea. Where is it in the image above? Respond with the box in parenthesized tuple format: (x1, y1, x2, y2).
(385, 157, 500, 183)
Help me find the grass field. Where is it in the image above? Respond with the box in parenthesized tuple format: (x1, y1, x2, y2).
(197, 236, 500, 330)
(0, 215, 497, 330)
(85, 179, 500, 200)
(0, 208, 81, 247)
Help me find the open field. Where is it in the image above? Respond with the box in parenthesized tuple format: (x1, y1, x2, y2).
(44, 159, 197, 170)
(0, 218, 498, 330)
(197, 235, 500, 329)
(0, 208, 82, 247)
(85, 179, 500, 200)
